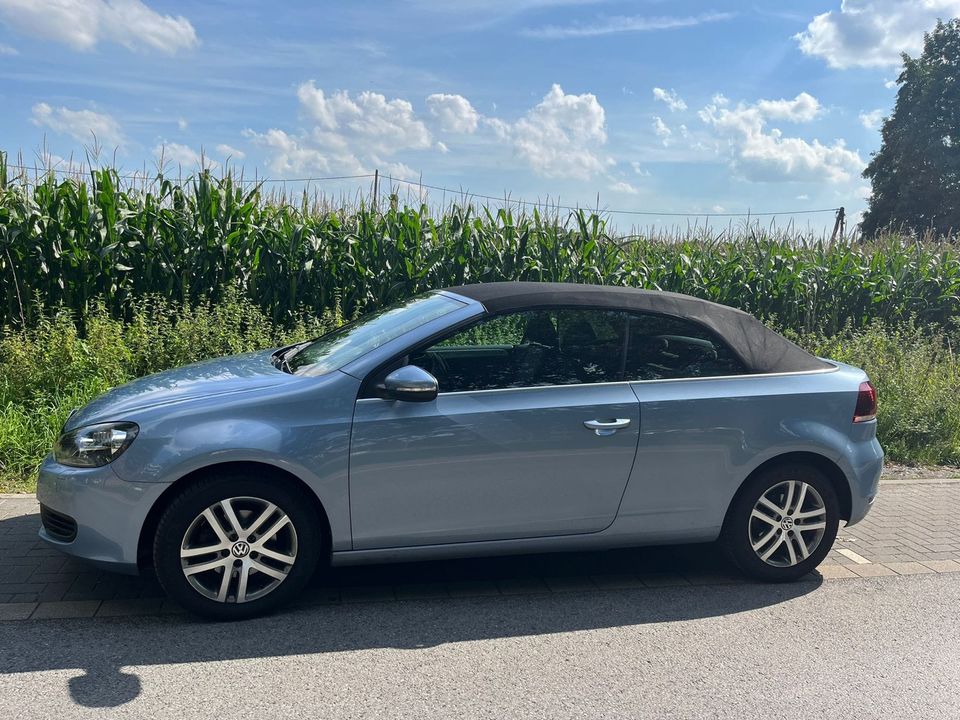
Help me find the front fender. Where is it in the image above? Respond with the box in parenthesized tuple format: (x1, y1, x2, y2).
(108, 374, 360, 552)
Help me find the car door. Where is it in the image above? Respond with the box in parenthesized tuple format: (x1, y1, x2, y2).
(347, 308, 641, 549)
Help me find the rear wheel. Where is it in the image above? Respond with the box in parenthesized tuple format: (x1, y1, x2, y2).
(721, 463, 840, 582)
(153, 473, 321, 620)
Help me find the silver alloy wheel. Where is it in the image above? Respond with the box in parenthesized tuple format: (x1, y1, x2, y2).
(180, 496, 298, 603)
(748, 480, 827, 567)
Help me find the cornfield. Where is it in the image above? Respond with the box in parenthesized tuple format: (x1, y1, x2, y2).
(2, 155, 959, 335)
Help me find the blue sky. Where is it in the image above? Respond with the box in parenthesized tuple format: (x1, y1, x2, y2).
(0, 1, 952, 230)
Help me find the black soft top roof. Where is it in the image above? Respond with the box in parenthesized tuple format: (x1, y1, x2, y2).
(445, 282, 829, 374)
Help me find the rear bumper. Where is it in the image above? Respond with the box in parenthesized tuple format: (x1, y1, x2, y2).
(844, 428, 884, 526)
(35, 455, 169, 575)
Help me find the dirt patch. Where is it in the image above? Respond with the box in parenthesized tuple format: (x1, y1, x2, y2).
(882, 462, 960, 481)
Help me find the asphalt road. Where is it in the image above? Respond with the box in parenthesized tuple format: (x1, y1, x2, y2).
(2, 572, 958, 719)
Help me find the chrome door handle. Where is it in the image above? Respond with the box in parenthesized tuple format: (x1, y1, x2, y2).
(583, 418, 631, 436)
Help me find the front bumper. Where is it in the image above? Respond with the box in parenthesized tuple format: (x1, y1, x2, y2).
(36, 455, 169, 575)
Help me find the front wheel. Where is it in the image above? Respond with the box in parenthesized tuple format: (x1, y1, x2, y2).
(721, 463, 840, 582)
(153, 474, 322, 620)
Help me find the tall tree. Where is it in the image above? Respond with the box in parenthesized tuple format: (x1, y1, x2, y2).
(861, 19, 960, 238)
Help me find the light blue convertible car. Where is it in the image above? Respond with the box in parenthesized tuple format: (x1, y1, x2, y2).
(38, 282, 882, 619)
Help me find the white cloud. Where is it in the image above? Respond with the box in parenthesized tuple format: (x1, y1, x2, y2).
(859, 108, 885, 130)
(215, 143, 245, 160)
(375, 161, 419, 182)
(609, 180, 639, 194)
(483, 116, 511, 141)
(795, 0, 960, 69)
(699, 93, 864, 183)
(296, 82, 431, 154)
(510, 84, 611, 179)
(652, 116, 672, 144)
(177, 117, 188, 131)
(31, 102, 124, 147)
(244, 83, 445, 178)
(0, 0, 198, 54)
(523, 11, 734, 39)
(426, 93, 480, 133)
(153, 142, 212, 169)
(0, 42, 17, 55)
(295, 83, 341, 131)
(630, 161, 651, 177)
(249, 82, 614, 182)
(243, 128, 337, 176)
(755, 92, 821, 122)
(652, 87, 687, 112)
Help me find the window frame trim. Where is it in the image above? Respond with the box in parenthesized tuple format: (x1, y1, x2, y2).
(356, 363, 840, 404)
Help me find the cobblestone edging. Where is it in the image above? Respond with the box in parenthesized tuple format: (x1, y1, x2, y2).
(3, 478, 960, 622)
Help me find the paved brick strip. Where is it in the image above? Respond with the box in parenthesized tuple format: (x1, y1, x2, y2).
(2, 478, 959, 621)
(824, 477, 960, 578)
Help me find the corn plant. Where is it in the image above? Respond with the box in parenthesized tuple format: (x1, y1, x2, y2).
(2, 153, 959, 335)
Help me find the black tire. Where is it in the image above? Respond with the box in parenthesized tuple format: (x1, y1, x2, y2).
(153, 473, 322, 620)
(721, 463, 840, 582)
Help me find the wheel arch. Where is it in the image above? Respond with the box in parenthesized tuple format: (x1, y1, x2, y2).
(730, 451, 853, 522)
(136, 461, 333, 570)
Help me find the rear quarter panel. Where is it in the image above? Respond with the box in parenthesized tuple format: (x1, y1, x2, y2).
(616, 363, 879, 542)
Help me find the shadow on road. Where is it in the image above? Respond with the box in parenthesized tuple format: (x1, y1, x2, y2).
(0, 511, 822, 708)
(67, 667, 141, 708)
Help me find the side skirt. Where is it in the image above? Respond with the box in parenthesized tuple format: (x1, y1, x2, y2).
(329, 526, 720, 567)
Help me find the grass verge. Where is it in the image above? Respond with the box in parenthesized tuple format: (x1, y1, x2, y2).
(2, 296, 958, 492)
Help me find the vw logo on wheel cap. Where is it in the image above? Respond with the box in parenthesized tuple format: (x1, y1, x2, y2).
(780, 516, 795, 531)
(231, 540, 251, 558)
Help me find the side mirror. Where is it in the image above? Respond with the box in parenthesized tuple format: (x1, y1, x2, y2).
(380, 365, 439, 402)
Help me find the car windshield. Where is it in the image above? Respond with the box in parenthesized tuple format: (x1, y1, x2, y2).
(288, 292, 465, 375)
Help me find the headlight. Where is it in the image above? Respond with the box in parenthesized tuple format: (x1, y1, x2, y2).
(53, 422, 139, 467)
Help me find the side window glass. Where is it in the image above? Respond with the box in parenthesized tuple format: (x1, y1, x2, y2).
(409, 309, 633, 393)
(556, 309, 630, 385)
(436, 313, 526, 347)
(405, 308, 746, 393)
(410, 311, 573, 393)
(624, 314, 745, 380)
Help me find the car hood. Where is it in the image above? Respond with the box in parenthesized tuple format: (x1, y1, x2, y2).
(65, 349, 296, 430)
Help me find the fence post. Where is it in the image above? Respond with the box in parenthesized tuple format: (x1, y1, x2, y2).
(373, 168, 379, 209)
(830, 206, 845, 242)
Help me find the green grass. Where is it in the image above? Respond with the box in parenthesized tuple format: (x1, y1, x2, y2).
(0, 291, 336, 491)
(794, 321, 960, 466)
(2, 294, 959, 492)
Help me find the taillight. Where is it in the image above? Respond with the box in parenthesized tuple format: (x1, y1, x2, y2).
(853, 381, 877, 423)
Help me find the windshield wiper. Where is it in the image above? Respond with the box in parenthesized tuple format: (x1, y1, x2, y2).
(270, 346, 299, 375)
(272, 344, 304, 374)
